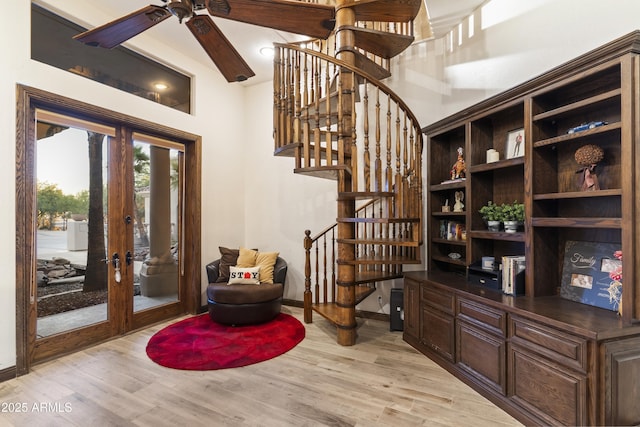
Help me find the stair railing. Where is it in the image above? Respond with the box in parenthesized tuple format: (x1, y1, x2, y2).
(304, 196, 407, 322)
(277, 43, 423, 324)
(273, 44, 423, 217)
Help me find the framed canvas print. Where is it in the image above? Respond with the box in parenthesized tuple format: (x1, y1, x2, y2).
(560, 240, 622, 311)
(505, 128, 524, 159)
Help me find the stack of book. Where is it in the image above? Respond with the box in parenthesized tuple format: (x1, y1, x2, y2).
(501, 255, 525, 295)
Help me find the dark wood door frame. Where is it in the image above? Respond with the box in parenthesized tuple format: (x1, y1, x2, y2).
(15, 84, 201, 375)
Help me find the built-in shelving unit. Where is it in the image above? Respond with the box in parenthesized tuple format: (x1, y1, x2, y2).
(406, 32, 640, 426)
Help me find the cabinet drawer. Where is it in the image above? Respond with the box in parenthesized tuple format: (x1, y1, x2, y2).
(421, 285, 455, 315)
(421, 306, 455, 362)
(457, 320, 506, 395)
(457, 298, 506, 337)
(509, 344, 587, 427)
(509, 316, 587, 372)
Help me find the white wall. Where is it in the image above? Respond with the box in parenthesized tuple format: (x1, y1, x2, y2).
(0, 0, 249, 370)
(243, 82, 337, 301)
(390, 0, 640, 126)
(3, 0, 640, 370)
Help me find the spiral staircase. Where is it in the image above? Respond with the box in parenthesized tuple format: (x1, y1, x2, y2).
(273, 0, 425, 345)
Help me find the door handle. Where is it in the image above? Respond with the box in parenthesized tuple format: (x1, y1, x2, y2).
(112, 252, 120, 268)
(125, 251, 133, 266)
(112, 253, 121, 283)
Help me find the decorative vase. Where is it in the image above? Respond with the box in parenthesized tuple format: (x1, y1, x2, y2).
(487, 220, 501, 232)
(503, 220, 521, 233)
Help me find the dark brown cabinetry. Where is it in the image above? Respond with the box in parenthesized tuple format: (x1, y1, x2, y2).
(419, 281, 455, 362)
(406, 32, 640, 426)
(403, 271, 640, 426)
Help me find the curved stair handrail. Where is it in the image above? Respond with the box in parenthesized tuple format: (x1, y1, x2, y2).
(273, 43, 423, 136)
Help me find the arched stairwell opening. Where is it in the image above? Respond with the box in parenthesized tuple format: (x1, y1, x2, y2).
(273, 0, 424, 345)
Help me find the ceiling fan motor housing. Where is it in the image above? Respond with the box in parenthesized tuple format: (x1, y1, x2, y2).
(167, 0, 195, 23)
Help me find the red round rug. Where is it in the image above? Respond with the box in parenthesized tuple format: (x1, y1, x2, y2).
(146, 313, 305, 370)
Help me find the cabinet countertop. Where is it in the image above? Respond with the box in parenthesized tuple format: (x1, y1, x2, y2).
(404, 270, 640, 340)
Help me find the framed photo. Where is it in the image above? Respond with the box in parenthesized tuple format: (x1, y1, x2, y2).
(560, 240, 621, 311)
(505, 128, 525, 159)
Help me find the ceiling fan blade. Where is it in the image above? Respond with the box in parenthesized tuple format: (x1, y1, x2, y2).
(206, 0, 335, 39)
(186, 14, 255, 82)
(73, 5, 172, 48)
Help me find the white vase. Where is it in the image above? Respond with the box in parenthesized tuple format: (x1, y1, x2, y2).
(487, 220, 501, 232)
(503, 220, 521, 233)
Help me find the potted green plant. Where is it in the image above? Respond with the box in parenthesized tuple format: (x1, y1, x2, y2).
(501, 200, 525, 233)
(479, 201, 503, 231)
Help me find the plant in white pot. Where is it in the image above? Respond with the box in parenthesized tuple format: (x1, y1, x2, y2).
(501, 201, 525, 233)
(479, 201, 503, 231)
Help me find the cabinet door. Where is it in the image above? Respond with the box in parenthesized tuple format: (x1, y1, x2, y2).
(509, 344, 587, 426)
(403, 279, 420, 340)
(421, 306, 454, 362)
(457, 320, 506, 395)
(603, 337, 640, 426)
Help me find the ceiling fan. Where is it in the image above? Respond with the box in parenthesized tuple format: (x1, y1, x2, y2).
(73, 0, 336, 82)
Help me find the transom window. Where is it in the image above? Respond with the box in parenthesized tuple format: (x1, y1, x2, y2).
(31, 3, 192, 113)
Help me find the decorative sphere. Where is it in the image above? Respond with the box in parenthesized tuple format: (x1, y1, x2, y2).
(574, 144, 604, 166)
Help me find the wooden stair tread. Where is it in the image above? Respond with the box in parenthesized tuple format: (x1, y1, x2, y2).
(337, 217, 420, 223)
(337, 237, 419, 246)
(312, 285, 378, 321)
(338, 191, 395, 200)
(343, 0, 421, 22)
(294, 165, 351, 180)
(343, 48, 391, 80)
(355, 270, 403, 284)
(311, 303, 341, 325)
(355, 284, 376, 304)
(338, 254, 421, 265)
(275, 141, 346, 160)
(344, 26, 414, 59)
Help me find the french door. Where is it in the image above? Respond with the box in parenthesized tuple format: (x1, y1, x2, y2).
(16, 86, 201, 372)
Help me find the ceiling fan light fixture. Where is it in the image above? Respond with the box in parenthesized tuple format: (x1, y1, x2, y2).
(154, 82, 169, 90)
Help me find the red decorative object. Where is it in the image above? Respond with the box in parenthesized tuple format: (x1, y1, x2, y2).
(146, 313, 305, 370)
(450, 147, 466, 180)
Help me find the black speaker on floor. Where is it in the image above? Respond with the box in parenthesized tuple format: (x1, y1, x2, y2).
(390, 288, 404, 331)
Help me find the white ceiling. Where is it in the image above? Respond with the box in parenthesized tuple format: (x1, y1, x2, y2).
(49, 0, 487, 86)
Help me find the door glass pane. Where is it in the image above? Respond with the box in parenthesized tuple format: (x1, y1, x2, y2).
(133, 139, 181, 312)
(36, 120, 109, 337)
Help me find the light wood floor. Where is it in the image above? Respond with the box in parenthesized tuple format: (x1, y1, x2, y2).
(0, 306, 523, 426)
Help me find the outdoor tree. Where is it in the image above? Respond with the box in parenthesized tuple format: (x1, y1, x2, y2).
(83, 132, 107, 292)
(133, 144, 150, 246)
(36, 182, 68, 229)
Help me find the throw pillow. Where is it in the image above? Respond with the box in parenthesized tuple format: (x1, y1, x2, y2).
(237, 247, 258, 267)
(216, 246, 239, 283)
(255, 251, 280, 284)
(228, 266, 261, 285)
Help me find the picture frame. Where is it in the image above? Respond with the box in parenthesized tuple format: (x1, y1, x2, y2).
(560, 240, 622, 311)
(505, 128, 525, 159)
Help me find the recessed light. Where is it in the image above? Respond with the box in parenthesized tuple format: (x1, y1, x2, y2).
(154, 82, 168, 90)
(259, 46, 274, 58)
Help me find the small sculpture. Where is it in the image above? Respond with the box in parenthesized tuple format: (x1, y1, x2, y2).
(575, 144, 604, 191)
(450, 147, 466, 180)
(453, 191, 464, 212)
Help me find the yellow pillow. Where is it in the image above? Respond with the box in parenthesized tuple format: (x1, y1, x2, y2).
(255, 251, 279, 284)
(237, 247, 258, 267)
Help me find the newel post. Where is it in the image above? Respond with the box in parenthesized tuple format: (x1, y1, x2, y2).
(303, 229, 313, 323)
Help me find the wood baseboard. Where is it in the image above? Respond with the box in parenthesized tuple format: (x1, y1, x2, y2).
(0, 365, 17, 383)
(283, 299, 390, 323)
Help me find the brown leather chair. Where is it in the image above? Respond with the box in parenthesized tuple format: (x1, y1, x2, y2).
(205, 257, 287, 325)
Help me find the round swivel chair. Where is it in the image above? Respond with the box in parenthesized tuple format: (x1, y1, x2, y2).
(205, 257, 287, 325)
